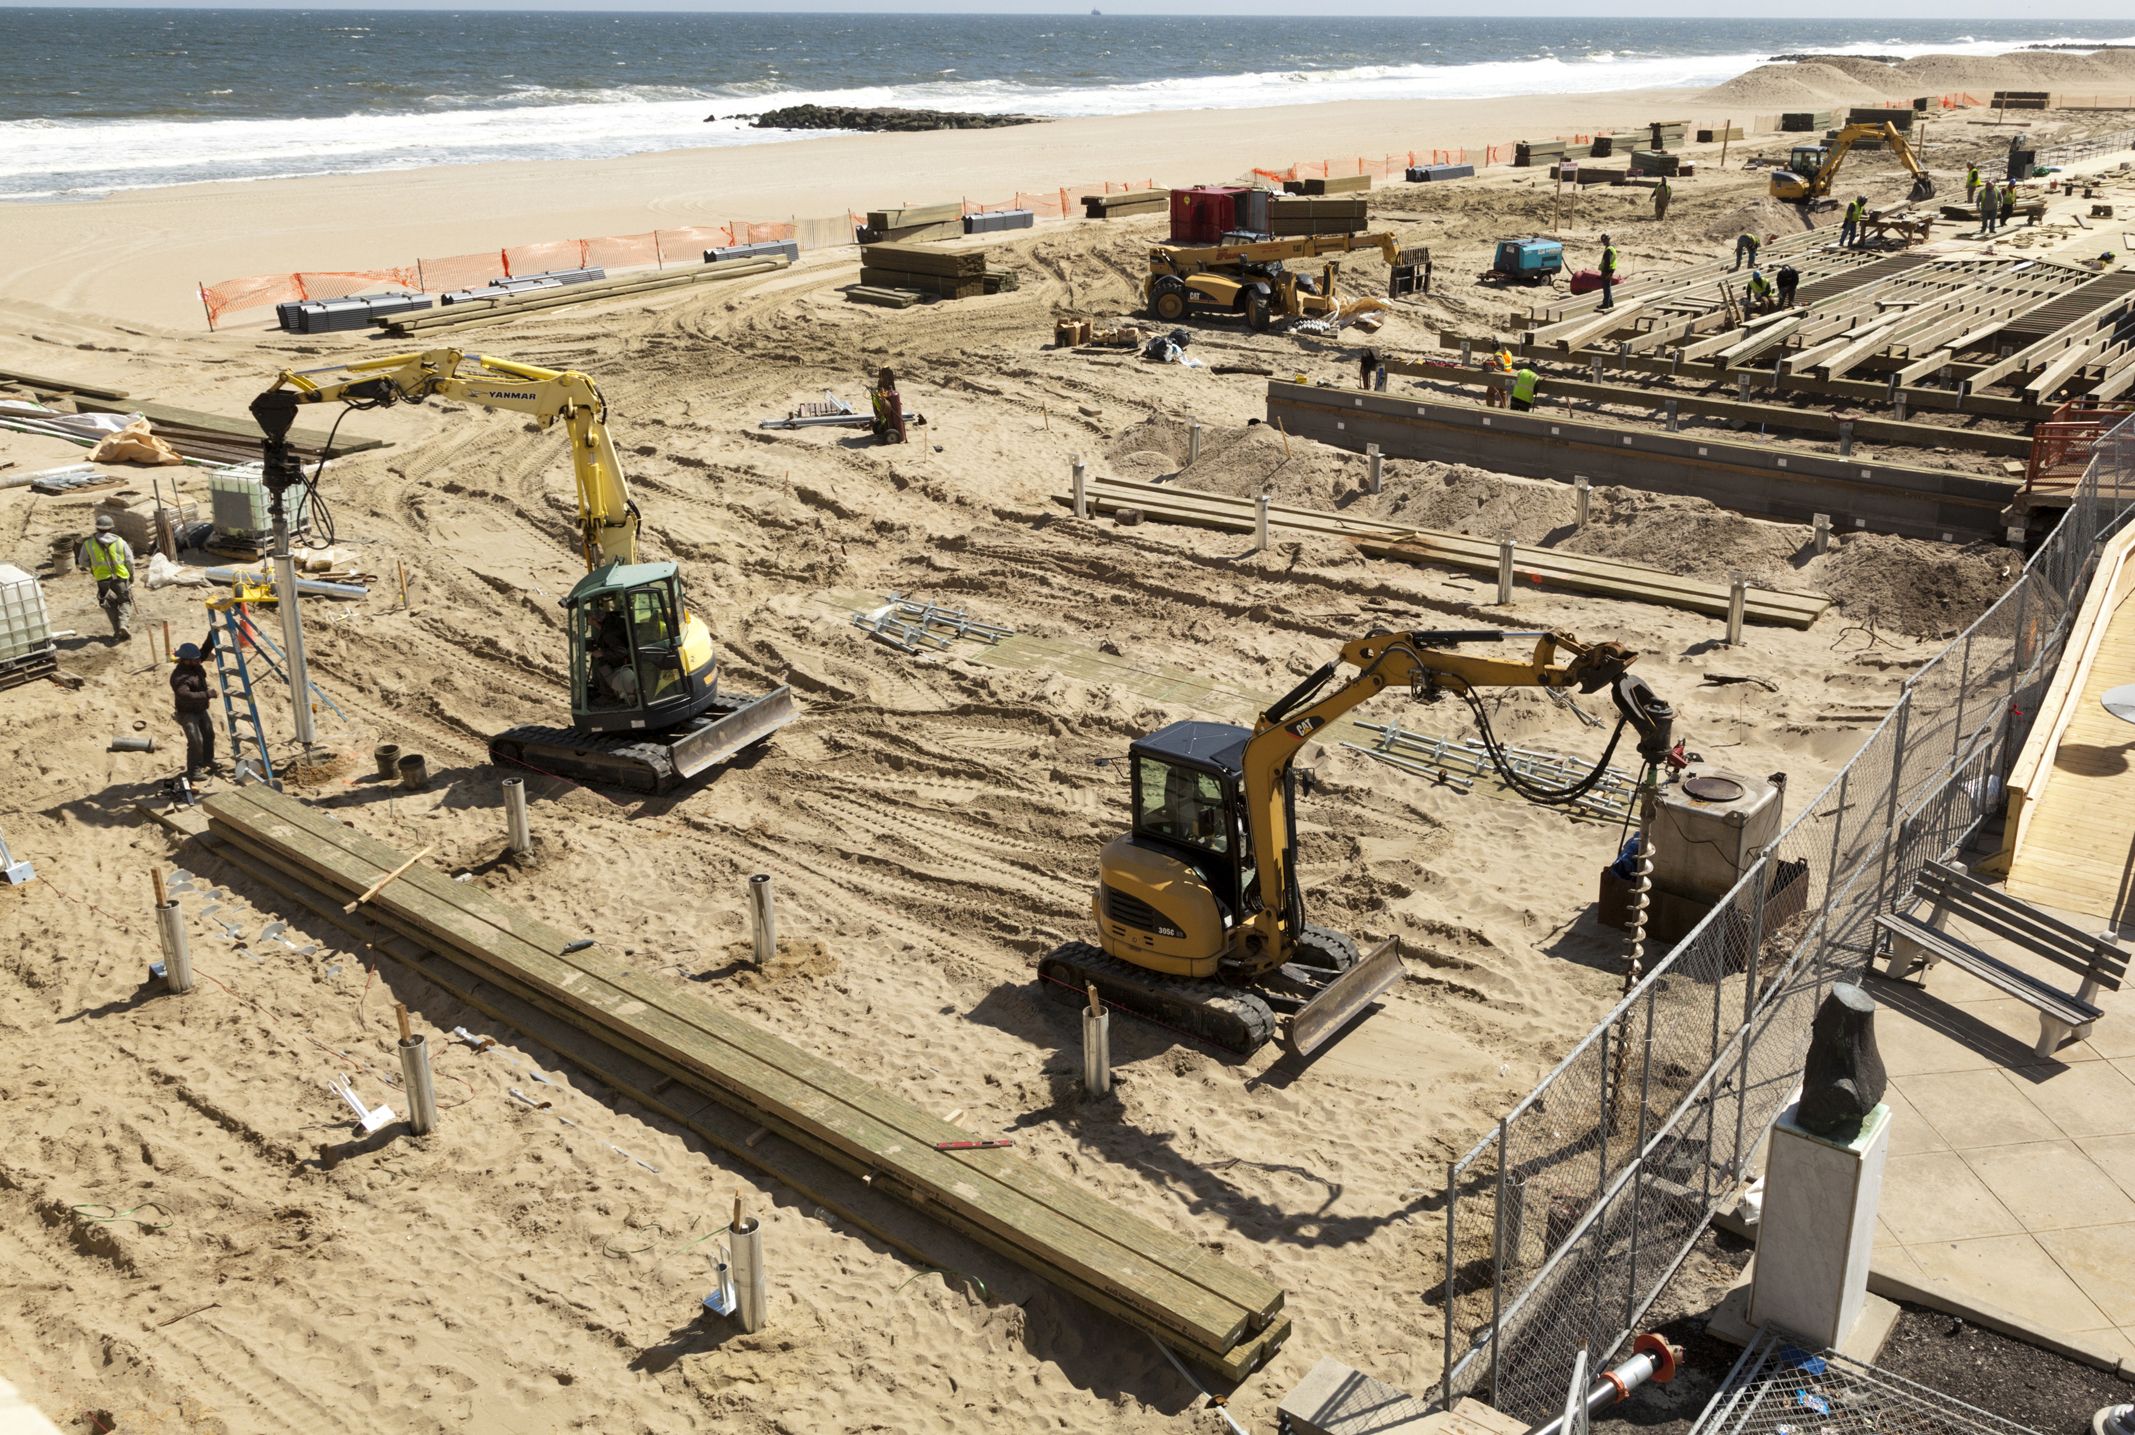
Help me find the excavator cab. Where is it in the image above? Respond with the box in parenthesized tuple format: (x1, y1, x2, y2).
(1104, 723, 1259, 976)
(1786, 144, 1828, 178)
(562, 560, 720, 733)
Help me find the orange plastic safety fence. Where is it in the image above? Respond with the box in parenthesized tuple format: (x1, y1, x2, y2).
(502, 238, 587, 278)
(654, 226, 731, 261)
(197, 269, 418, 327)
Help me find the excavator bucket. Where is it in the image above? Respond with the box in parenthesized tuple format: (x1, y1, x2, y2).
(1281, 936, 1405, 1060)
(1910, 176, 1936, 203)
(670, 685, 797, 781)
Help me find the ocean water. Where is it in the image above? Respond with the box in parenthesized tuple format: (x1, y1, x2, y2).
(1, 11, 2127, 201)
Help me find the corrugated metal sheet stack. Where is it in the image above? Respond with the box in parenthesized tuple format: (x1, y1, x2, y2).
(963, 209, 1035, 234)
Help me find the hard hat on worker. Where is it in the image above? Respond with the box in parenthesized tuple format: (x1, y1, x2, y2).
(176, 643, 201, 661)
(1600, 232, 1611, 242)
(94, 513, 115, 531)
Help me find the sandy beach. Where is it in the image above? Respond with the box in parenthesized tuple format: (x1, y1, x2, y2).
(2, 41, 2133, 1435)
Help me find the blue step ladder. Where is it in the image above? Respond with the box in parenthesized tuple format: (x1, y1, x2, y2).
(211, 605, 279, 789)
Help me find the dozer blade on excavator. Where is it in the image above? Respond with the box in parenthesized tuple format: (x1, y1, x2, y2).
(1280, 936, 1405, 1060)
(489, 685, 796, 794)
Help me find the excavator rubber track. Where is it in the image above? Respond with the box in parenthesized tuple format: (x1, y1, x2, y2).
(489, 686, 795, 795)
(1038, 942, 1277, 1057)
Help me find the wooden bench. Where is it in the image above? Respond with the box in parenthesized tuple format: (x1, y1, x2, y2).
(1875, 859, 2126, 1059)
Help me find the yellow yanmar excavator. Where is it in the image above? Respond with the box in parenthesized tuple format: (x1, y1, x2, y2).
(1039, 628, 1675, 1057)
(1768, 121, 1935, 205)
(250, 348, 794, 793)
(1142, 231, 1406, 330)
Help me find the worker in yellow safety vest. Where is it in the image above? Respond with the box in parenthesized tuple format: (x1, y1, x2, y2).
(1841, 195, 1865, 248)
(1965, 163, 1980, 200)
(1746, 268, 1777, 314)
(1510, 367, 1540, 412)
(78, 512, 135, 642)
(1652, 176, 1672, 222)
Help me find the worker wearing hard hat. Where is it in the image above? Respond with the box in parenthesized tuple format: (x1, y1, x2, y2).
(1597, 235, 1618, 311)
(170, 630, 224, 783)
(78, 512, 135, 642)
(1486, 348, 1515, 409)
(1652, 175, 1672, 223)
(1746, 268, 1777, 315)
(1965, 163, 1980, 200)
(1840, 195, 1866, 249)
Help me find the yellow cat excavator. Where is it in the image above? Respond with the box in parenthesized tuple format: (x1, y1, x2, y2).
(1039, 628, 1675, 1058)
(250, 348, 794, 793)
(1768, 121, 1935, 205)
(1143, 231, 1405, 329)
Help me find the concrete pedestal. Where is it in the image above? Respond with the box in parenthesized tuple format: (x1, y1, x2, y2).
(1748, 1100, 1891, 1349)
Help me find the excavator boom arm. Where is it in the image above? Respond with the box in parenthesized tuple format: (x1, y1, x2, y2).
(1233, 629, 1667, 947)
(253, 348, 639, 571)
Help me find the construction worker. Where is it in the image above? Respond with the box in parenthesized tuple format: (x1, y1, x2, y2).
(1746, 268, 1777, 315)
(869, 366, 906, 444)
(1509, 365, 1540, 413)
(1734, 230, 1760, 271)
(1597, 234, 1618, 311)
(1965, 162, 1980, 200)
(170, 631, 222, 783)
(1652, 175, 1672, 222)
(1486, 348, 1515, 408)
(1359, 349, 1379, 390)
(1840, 195, 1865, 248)
(1775, 264, 1801, 309)
(1978, 176, 1998, 233)
(78, 512, 134, 642)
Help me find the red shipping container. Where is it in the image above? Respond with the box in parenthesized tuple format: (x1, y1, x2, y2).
(1169, 187, 1247, 245)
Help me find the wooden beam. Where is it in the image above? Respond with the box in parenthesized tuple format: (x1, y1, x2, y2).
(198, 785, 1287, 1373)
(0, 367, 129, 401)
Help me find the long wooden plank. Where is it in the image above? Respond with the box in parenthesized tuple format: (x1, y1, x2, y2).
(1074, 481, 1828, 622)
(201, 786, 1282, 1355)
(68, 397, 365, 454)
(206, 792, 1266, 1344)
(189, 822, 1292, 1379)
(1070, 477, 1828, 626)
(203, 797, 1270, 1353)
(0, 366, 130, 400)
(1080, 478, 1821, 612)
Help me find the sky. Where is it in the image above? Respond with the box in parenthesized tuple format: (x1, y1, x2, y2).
(0, 1, 2129, 14)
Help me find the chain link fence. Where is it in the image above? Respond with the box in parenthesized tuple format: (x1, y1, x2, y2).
(1438, 418, 2135, 1420)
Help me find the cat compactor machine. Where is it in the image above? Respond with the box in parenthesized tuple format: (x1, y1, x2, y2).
(1142, 231, 1407, 329)
(1040, 628, 1675, 1057)
(250, 348, 794, 792)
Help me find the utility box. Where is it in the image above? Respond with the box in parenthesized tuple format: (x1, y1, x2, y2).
(1648, 770, 1785, 941)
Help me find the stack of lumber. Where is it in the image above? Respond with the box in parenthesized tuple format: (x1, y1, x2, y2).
(858, 202, 963, 244)
(1607, 129, 1648, 155)
(1628, 150, 1681, 177)
(1515, 140, 1566, 168)
(846, 287, 925, 309)
(1697, 125, 1745, 143)
(1781, 110, 1838, 132)
(1054, 476, 1828, 627)
(200, 785, 1291, 1379)
(1648, 119, 1689, 150)
(68, 397, 370, 461)
(859, 243, 986, 299)
(1286, 175, 1371, 195)
(1848, 107, 1913, 130)
(982, 268, 1019, 294)
(1083, 189, 1168, 220)
(1588, 135, 1616, 158)
(375, 257, 789, 336)
(1993, 91, 2050, 111)
(1406, 164, 1476, 182)
(1268, 196, 1368, 237)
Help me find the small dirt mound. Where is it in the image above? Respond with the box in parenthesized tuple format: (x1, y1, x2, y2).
(1800, 534, 2017, 638)
(1557, 489, 1802, 583)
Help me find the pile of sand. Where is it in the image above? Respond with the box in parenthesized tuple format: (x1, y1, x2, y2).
(1703, 196, 1811, 245)
(1559, 489, 1804, 581)
(1697, 63, 1869, 108)
(1799, 532, 2018, 637)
